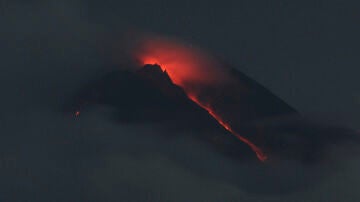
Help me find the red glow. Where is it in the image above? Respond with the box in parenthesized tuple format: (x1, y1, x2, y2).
(188, 95, 267, 161)
(137, 38, 228, 87)
(136, 37, 267, 161)
(75, 111, 80, 117)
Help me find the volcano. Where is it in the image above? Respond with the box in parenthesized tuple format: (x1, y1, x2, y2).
(65, 64, 358, 163)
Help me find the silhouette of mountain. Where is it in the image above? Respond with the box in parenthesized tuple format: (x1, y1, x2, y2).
(64, 64, 359, 163)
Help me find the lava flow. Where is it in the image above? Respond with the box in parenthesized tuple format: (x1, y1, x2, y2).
(187, 95, 268, 161)
(136, 38, 267, 161)
(142, 60, 267, 161)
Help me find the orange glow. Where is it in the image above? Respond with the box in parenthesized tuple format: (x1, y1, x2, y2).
(137, 37, 229, 87)
(136, 37, 267, 161)
(188, 95, 267, 161)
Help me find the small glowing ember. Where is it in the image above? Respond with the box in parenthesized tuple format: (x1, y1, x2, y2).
(75, 111, 80, 117)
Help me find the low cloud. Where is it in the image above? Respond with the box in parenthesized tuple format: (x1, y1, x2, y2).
(1, 1, 359, 201)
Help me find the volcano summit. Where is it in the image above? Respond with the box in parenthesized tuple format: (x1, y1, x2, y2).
(65, 61, 359, 163)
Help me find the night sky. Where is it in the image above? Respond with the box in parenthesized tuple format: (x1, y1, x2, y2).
(1, 0, 360, 201)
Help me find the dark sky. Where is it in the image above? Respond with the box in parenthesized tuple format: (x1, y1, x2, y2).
(1, 0, 360, 201)
(2, 0, 359, 126)
(86, 0, 360, 128)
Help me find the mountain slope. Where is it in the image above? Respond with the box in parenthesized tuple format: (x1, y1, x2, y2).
(64, 64, 359, 163)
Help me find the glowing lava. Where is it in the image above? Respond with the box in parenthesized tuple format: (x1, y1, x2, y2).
(138, 56, 266, 160)
(136, 37, 229, 87)
(188, 95, 267, 161)
(135, 37, 267, 161)
(143, 60, 267, 161)
(187, 95, 267, 161)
